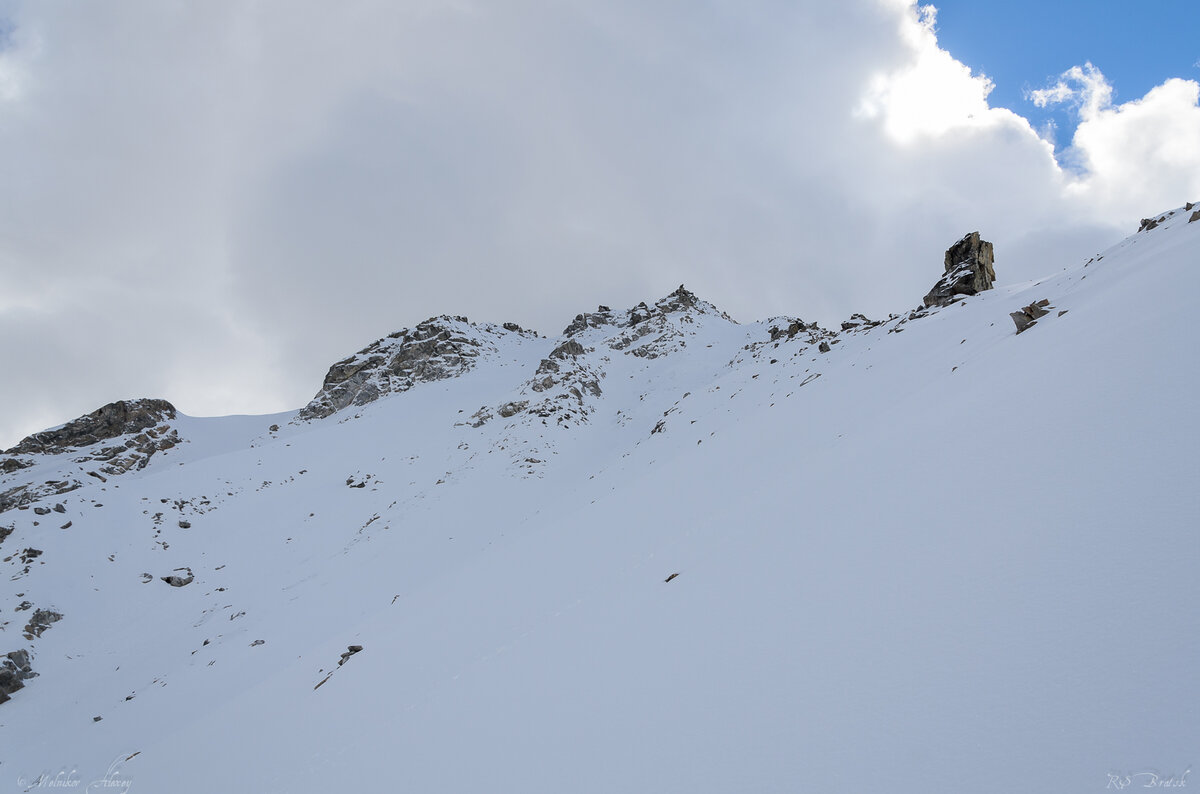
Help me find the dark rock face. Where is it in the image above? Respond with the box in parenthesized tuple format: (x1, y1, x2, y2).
(299, 316, 535, 421)
(1190, 210, 1200, 224)
(1, 399, 180, 480)
(0, 649, 37, 705)
(4, 399, 176, 457)
(923, 232, 996, 308)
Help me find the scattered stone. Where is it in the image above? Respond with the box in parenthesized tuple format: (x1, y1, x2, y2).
(250, 639, 265, 647)
(1190, 210, 1200, 224)
(1010, 299, 1052, 334)
(32, 507, 50, 516)
(664, 572, 680, 583)
(268, 424, 279, 432)
(338, 645, 363, 666)
(178, 520, 191, 529)
(60, 521, 72, 530)
(818, 341, 831, 353)
(1138, 217, 1160, 232)
(53, 503, 65, 513)
(161, 568, 194, 587)
(93, 715, 102, 722)
(140, 573, 152, 583)
(923, 232, 996, 308)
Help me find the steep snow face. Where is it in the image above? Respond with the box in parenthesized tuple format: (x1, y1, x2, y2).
(1, 211, 1198, 794)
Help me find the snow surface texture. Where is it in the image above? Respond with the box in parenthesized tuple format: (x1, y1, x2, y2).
(1, 210, 1198, 793)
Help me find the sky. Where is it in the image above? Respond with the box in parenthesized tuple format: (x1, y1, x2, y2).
(1, 0, 1198, 449)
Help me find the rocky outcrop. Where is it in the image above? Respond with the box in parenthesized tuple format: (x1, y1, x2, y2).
(4, 399, 176, 457)
(23, 608, 62, 640)
(0, 649, 37, 705)
(923, 232, 996, 308)
(1, 399, 180, 478)
(0, 479, 83, 515)
(473, 286, 731, 432)
(298, 316, 536, 421)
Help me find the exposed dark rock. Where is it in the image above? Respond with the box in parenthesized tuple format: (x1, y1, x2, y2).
(1190, 210, 1200, 224)
(338, 645, 363, 666)
(497, 401, 528, 418)
(0, 458, 32, 474)
(4, 399, 176, 457)
(818, 341, 831, 353)
(769, 319, 809, 341)
(0, 649, 37, 705)
(0, 524, 11, 546)
(1, 479, 84, 515)
(53, 503, 65, 513)
(1138, 217, 1161, 232)
(299, 317, 532, 421)
(549, 340, 585, 359)
(23, 609, 62, 640)
(162, 567, 194, 587)
(1010, 299, 1052, 334)
(178, 520, 191, 529)
(923, 232, 996, 308)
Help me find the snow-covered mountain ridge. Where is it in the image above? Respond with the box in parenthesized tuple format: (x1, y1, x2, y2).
(1, 206, 1198, 793)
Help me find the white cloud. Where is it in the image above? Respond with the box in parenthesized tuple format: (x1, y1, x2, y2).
(0, 0, 1195, 447)
(1028, 62, 1113, 115)
(1064, 76, 1200, 215)
(856, 3, 1012, 143)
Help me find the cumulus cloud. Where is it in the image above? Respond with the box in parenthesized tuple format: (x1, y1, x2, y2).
(1025, 62, 1200, 215)
(0, 0, 1195, 446)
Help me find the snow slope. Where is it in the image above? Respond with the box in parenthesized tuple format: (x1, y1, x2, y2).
(1, 209, 1198, 793)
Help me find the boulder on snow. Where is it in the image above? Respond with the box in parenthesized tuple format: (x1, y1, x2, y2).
(162, 567, 194, 587)
(923, 232, 996, 308)
(1010, 299, 1052, 334)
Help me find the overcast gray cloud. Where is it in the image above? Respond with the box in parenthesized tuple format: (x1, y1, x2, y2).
(2, 0, 1198, 447)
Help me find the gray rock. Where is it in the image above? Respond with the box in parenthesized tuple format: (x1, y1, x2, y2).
(23, 609, 62, 639)
(162, 568, 194, 587)
(299, 316, 533, 421)
(923, 232, 996, 308)
(1190, 210, 1200, 224)
(0, 650, 37, 705)
(4, 399, 176, 457)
